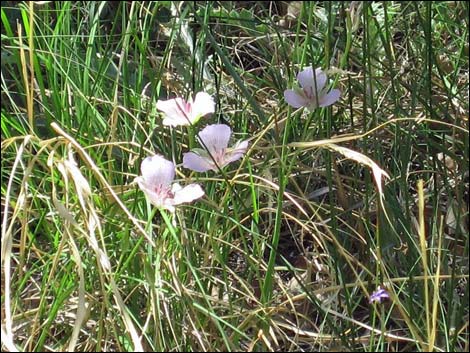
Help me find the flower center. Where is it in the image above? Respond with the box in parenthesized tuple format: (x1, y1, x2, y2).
(185, 101, 192, 115)
(303, 86, 315, 99)
(153, 184, 174, 202)
(210, 148, 226, 168)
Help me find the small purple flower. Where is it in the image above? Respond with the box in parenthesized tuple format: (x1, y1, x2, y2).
(136, 155, 204, 212)
(369, 287, 390, 304)
(156, 92, 215, 127)
(284, 67, 340, 111)
(183, 124, 249, 172)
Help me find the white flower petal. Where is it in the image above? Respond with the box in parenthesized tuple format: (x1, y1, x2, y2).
(297, 67, 327, 97)
(172, 184, 205, 205)
(157, 97, 192, 126)
(198, 124, 231, 153)
(183, 152, 214, 172)
(313, 67, 327, 92)
(162, 116, 190, 127)
(319, 89, 341, 107)
(140, 155, 175, 187)
(135, 176, 148, 195)
(191, 92, 215, 122)
(296, 67, 314, 90)
(161, 202, 176, 213)
(171, 183, 182, 193)
(136, 179, 167, 209)
(284, 89, 310, 108)
(224, 140, 249, 165)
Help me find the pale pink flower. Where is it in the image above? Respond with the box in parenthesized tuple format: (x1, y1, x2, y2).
(183, 124, 249, 172)
(156, 92, 215, 127)
(284, 67, 340, 111)
(136, 155, 204, 212)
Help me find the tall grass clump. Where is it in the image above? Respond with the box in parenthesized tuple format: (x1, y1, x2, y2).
(2, 1, 468, 351)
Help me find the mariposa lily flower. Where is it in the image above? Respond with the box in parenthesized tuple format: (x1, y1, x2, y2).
(136, 155, 204, 212)
(156, 92, 215, 127)
(284, 67, 340, 111)
(183, 124, 249, 172)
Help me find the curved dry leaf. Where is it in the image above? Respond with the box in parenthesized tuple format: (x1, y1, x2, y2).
(326, 144, 390, 198)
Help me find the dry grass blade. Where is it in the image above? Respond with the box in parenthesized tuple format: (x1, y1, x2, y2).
(57, 149, 145, 352)
(1, 136, 31, 352)
(50, 122, 155, 247)
(325, 144, 390, 199)
(66, 235, 87, 352)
